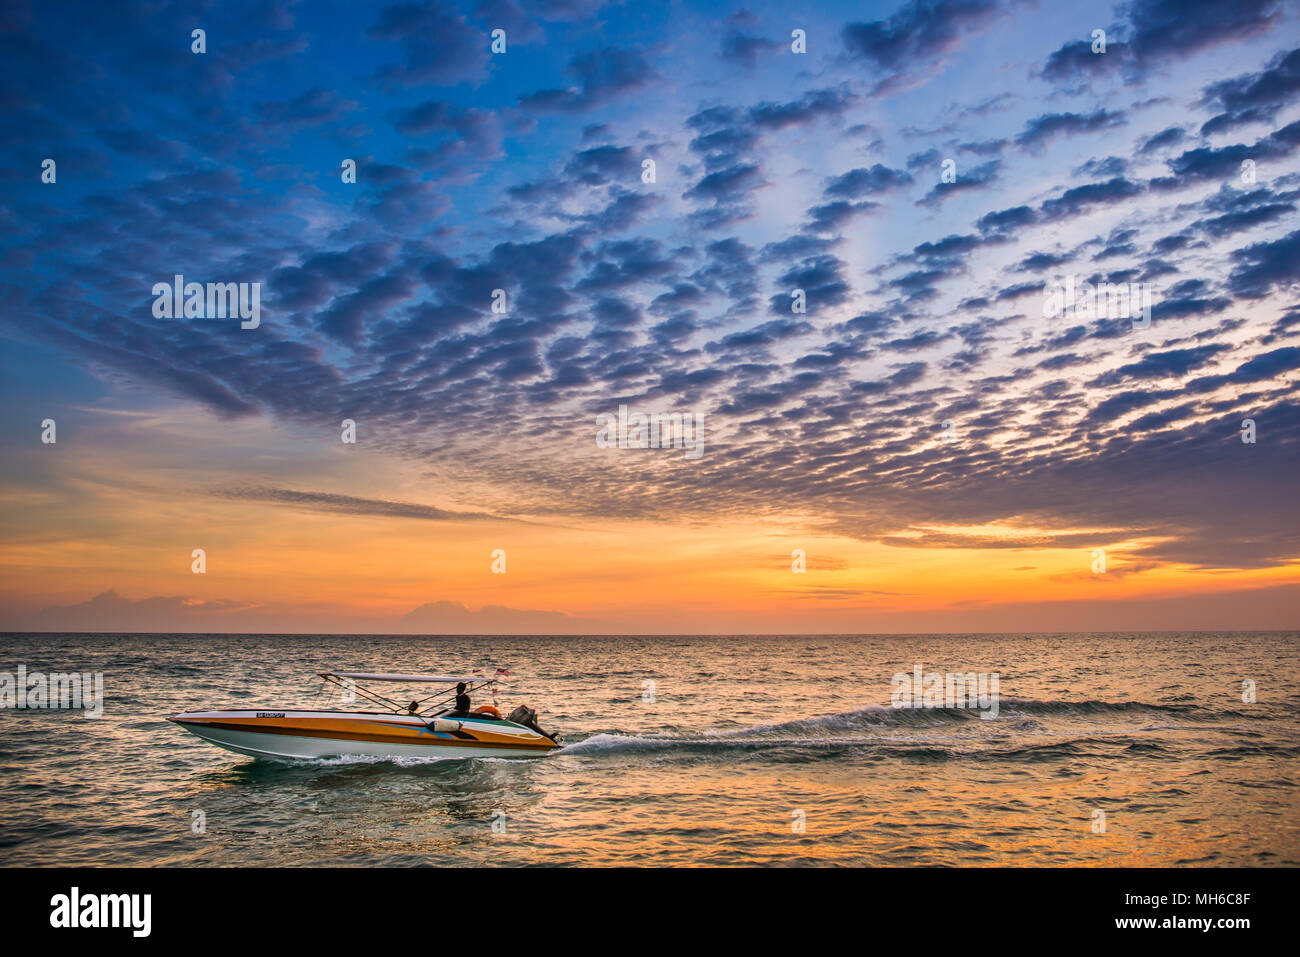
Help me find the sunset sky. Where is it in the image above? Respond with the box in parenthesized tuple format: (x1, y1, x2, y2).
(1, 0, 1297, 633)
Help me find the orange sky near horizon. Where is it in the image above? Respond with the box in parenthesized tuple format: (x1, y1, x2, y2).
(2, 403, 1296, 633)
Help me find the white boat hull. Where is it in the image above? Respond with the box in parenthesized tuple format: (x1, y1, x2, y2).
(170, 710, 557, 762)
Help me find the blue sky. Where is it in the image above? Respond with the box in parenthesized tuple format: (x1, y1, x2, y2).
(1, 0, 1298, 632)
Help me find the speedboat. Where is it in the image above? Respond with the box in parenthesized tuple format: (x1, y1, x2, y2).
(170, 670, 560, 762)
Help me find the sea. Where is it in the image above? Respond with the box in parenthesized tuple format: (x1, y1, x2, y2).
(1, 632, 1296, 866)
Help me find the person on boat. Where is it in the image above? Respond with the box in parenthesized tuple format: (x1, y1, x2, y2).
(450, 682, 471, 716)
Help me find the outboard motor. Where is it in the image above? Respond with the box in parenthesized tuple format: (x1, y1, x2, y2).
(507, 704, 536, 726)
(508, 705, 558, 742)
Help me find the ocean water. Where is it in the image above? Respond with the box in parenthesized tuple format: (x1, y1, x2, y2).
(1, 632, 1296, 867)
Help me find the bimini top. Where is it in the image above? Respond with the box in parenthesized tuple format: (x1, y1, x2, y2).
(323, 671, 491, 684)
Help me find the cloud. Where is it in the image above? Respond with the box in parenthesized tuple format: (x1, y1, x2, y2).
(918, 159, 1000, 206)
(1150, 119, 1300, 190)
(210, 487, 520, 523)
(842, 0, 1005, 93)
(1127, 0, 1281, 63)
(1086, 344, 1229, 388)
(518, 47, 659, 112)
(1200, 46, 1300, 134)
(1137, 126, 1185, 153)
(1015, 109, 1126, 149)
(824, 164, 914, 198)
(1228, 229, 1300, 297)
(1194, 201, 1295, 239)
(749, 87, 858, 130)
(1040, 177, 1144, 220)
(1038, 38, 1130, 88)
(394, 100, 504, 168)
(720, 23, 781, 68)
(1039, 0, 1282, 90)
(684, 163, 765, 203)
(256, 87, 359, 130)
(20, 589, 596, 634)
(369, 1, 489, 86)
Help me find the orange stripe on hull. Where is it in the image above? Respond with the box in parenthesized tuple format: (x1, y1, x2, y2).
(177, 717, 557, 751)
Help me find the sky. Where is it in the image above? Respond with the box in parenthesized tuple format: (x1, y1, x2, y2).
(0, 0, 1297, 634)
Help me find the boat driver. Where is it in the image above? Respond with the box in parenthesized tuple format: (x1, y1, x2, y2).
(450, 682, 471, 716)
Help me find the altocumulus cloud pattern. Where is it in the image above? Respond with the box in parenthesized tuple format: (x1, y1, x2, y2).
(1, 0, 1299, 632)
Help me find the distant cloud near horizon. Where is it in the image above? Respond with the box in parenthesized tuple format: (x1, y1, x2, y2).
(23, 589, 600, 635)
(17, 584, 1300, 634)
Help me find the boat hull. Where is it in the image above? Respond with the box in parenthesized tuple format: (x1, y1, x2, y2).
(170, 710, 558, 762)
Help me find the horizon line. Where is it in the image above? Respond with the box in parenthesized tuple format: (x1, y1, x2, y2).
(2, 629, 1295, 638)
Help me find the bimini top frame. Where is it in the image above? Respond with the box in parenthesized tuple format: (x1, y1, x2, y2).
(317, 671, 499, 716)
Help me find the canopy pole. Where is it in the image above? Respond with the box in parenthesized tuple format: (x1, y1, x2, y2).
(318, 672, 404, 712)
(315, 673, 498, 715)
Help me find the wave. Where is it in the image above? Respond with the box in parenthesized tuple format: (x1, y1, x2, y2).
(556, 697, 1238, 758)
(1202, 744, 1300, 759)
(557, 732, 965, 760)
(997, 697, 1210, 717)
(556, 731, 1177, 763)
(718, 697, 1218, 733)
